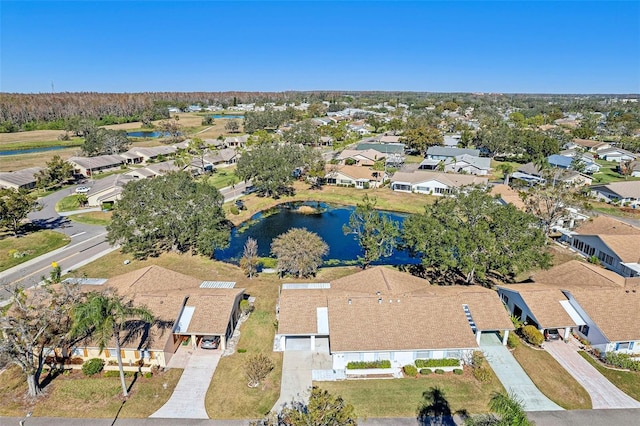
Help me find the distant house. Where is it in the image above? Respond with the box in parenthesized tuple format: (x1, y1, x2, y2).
(512, 163, 592, 186)
(490, 184, 526, 210)
(568, 139, 611, 152)
(0, 167, 43, 190)
(547, 154, 600, 174)
(624, 160, 640, 177)
(561, 216, 640, 277)
(68, 155, 126, 177)
(124, 146, 177, 163)
(86, 174, 137, 207)
(276, 267, 513, 373)
(443, 134, 461, 147)
(124, 161, 180, 180)
(597, 147, 637, 163)
(357, 142, 405, 155)
(426, 147, 480, 161)
(224, 135, 249, 148)
(444, 154, 491, 176)
(337, 149, 384, 167)
(591, 181, 640, 207)
(203, 148, 239, 167)
(324, 165, 385, 189)
(319, 136, 334, 147)
(390, 170, 487, 195)
(377, 135, 402, 144)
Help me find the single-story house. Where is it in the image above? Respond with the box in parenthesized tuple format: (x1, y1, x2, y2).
(357, 142, 405, 155)
(320, 136, 334, 147)
(0, 167, 43, 190)
(591, 181, 640, 207)
(70, 266, 245, 367)
(547, 154, 600, 174)
(324, 165, 386, 189)
(86, 174, 137, 207)
(276, 267, 513, 373)
(490, 184, 526, 210)
(567, 139, 611, 152)
(444, 154, 491, 176)
(497, 261, 639, 355)
(426, 147, 480, 161)
(377, 135, 402, 144)
(390, 170, 488, 195)
(124, 146, 177, 163)
(596, 147, 637, 163)
(69, 155, 126, 177)
(224, 135, 249, 148)
(560, 216, 640, 277)
(337, 149, 385, 167)
(124, 161, 180, 180)
(443, 134, 461, 147)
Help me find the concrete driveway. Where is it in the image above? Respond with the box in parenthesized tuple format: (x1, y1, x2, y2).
(545, 339, 640, 409)
(480, 333, 562, 411)
(151, 349, 221, 419)
(271, 351, 313, 412)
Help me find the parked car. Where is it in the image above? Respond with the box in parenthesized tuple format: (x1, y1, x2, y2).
(75, 186, 90, 193)
(235, 199, 247, 210)
(200, 335, 220, 349)
(545, 329, 560, 341)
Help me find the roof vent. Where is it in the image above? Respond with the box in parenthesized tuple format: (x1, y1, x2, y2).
(376, 291, 381, 296)
(378, 298, 382, 304)
(348, 298, 352, 305)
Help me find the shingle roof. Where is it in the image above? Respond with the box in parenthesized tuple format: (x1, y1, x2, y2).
(498, 284, 576, 328)
(184, 289, 244, 335)
(330, 266, 429, 296)
(572, 139, 608, 149)
(0, 167, 43, 188)
(566, 288, 640, 341)
(490, 184, 525, 210)
(531, 260, 626, 288)
(69, 155, 125, 169)
(599, 235, 640, 263)
(325, 164, 384, 181)
(390, 170, 487, 187)
(426, 147, 480, 157)
(278, 291, 330, 334)
(592, 182, 640, 200)
(573, 216, 640, 236)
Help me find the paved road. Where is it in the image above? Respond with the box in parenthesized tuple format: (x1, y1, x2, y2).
(545, 339, 640, 409)
(151, 350, 221, 419)
(480, 333, 562, 412)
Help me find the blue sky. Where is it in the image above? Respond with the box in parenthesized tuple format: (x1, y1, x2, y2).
(1, 1, 639, 94)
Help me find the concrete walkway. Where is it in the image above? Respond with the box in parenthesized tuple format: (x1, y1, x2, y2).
(545, 339, 640, 409)
(480, 333, 562, 411)
(271, 351, 313, 412)
(150, 350, 221, 419)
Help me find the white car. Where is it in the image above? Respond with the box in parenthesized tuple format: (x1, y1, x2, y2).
(75, 186, 90, 193)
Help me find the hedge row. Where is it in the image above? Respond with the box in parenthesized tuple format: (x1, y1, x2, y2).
(602, 352, 640, 371)
(346, 360, 391, 369)
(415, 358, 460, 368)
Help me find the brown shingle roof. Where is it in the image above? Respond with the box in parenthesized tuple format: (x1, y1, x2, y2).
(184, 289, 244, 335)
(278, 291, 329, 334)
(532, 260, 626, 288)
(330, 266, 428, 296)
(567, 288, 640, 342)
(573, 216, 640, 236)
(104, 265, 202, 295)
(498, 285, 576, 328)
(598, 235, 640, 263)
(490, 184, 525, 210)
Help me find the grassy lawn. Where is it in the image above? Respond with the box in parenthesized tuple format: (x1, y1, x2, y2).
(205, 167, 240, 189)
(319, 368, 504, 417)
(0, 138, 84, 151)
(512, 340, 591, 409)
(591, 160, 640, 185)
(56, 194, 86, 212)
(68, 211, 112, 226)
(0, 230, 70, 272)
(227, 182, 435, 226)
(0, 365, 182, 418)
(578, 351, 640, 402)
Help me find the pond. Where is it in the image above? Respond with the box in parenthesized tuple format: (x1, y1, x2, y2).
(209, 114, 244, 119)
(0, 145, 68, 156)
(214, 201, 419, 267)
(126, 131, 171, 138)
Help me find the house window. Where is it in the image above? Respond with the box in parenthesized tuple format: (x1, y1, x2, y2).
(616, 342, 630, 351)
(375, 352, 390, 361)
(578, 325, 589, 336)
(415, 351, 430, 359)
(501, 294, 509, 305)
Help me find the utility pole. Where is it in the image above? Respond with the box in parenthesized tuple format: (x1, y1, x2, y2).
(51, 81, 54, 93)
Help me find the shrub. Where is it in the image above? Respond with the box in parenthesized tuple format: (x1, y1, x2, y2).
(472, 366, 492, 382)
(471, 351, 485, 368)
(230, 206, 240, 215)
(82, 358, 105, 376)
(521, 325, 544, 346)
(403, 365, 418, 377)
(143, 372, 153, 379)
(103, 370, 135, 378)
(602, 352, 640, 371)
(415, 358, 460, 368)
(419, 368, 432, 375)
(507, 332, 520, 349)
(434, 369, 445, 374)
(244, 353, 275, 387)
(240, 299, 254, 315)
(453, 368, 463, 375)
(346, 360, 391, 369)
(237, 348, 247, 353)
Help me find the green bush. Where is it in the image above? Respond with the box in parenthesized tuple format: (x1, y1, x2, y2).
(82, 358, 105, 376)
(103, 370, 136, 378)
(238, 348, 247, 353)
(453, 368, 463, 375)
(434, 369, 445, 374)
(521, 325, 544, 346)
(602, 352, 640, 371)
(230, 206, 240, 215)
(143, 372, 153, 379)
(507, 332, 520, 349)
(415, 358, 459, 368)
(403, 365, 418, 377)
(472, 366, 492, 382)
(346, 360, 391, 369)
(419, 368, 432, 375)
(240, 299, 254, 315)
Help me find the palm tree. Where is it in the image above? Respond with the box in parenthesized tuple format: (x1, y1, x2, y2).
(71, 292, 154, 397)
(497, 163, 515, 185)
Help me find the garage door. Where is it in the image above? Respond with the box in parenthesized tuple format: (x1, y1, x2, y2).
(316, 337, 330, 352)
(286, 336, 311, 351)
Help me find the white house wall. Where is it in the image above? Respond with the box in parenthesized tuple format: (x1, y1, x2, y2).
(413, 179, 450, 195)
(570, 235, 626, 276)
(497, 288, 540, 327)
(332, 349, 473, 370)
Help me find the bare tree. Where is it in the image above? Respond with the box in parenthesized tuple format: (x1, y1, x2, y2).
(240, 237, 260, 279)
(244, 353, 274, 388)
(225, 119, 241, 133)
(0, 281, 82, 397)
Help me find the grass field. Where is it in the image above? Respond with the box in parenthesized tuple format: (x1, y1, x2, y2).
(578, 351, 640, 402)
(0, 230, 70, 272)
(591, 160, 640, 185)
(318, 368, 504, 417)
(512, 340, 591, 409)
(68, 211, 112, 226)
(0, 365, 183, 418)
(56, 194, 85, 212)
(205, 166, 241, 189)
